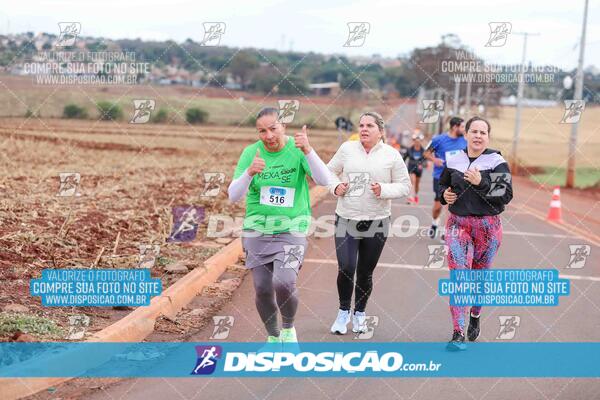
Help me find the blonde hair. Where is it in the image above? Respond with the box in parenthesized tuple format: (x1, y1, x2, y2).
(359, 111, 386, 143)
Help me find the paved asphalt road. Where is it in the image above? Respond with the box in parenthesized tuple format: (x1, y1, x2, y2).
(86, 171, 600, 400)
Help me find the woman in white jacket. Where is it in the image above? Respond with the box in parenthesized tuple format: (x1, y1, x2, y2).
(328, 111, 411, 335)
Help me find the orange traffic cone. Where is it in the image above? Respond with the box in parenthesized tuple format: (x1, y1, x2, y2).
(546, 186, 562, 222)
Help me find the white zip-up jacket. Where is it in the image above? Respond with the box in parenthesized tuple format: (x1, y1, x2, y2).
(327, 140, 411, 220)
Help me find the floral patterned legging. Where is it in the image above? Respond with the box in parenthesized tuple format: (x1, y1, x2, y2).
(445, 213, 503, 334)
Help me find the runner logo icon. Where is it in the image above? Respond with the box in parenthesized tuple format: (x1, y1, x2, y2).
(277, 100, 300, 123)
(344, 22, 370, 47)
(485, 22, 512, 47)
(420, 100, 444, 124)
(192, 345, 222, 375)
(425, 245, 448, 269)
(560, 100, 585, 124)
(282, 244, 305, 270)
(200, 23, 226, 46)
(566, 244, 590, 269)
(210, 317, 234, 340)
(496, 315, 520, 340)
(487, 173, 511, 197)
(346, 172, 370, 197)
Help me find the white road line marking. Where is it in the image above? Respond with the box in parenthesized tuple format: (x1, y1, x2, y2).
(560, 273, 600, 282)
(304, 258, 444, 271)
(501, 230, 572, 239)
(411, 226, 573, 239)
(302, 259, 600, 282)
(391, 226, 574, 239)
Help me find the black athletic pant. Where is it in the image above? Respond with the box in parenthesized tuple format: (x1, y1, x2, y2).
(334, 215, 389, 312)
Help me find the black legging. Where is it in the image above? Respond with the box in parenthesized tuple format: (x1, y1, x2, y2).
(334, 215, 389, 312)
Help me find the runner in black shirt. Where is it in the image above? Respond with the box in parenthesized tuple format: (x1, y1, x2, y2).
(438, 116, 513, 351)
(405, 133, 427, 204)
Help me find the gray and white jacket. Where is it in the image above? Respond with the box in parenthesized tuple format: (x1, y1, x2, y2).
(438, 148, 513, 216)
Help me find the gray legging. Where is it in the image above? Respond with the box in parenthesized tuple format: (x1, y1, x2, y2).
(251, 262, 299, 337)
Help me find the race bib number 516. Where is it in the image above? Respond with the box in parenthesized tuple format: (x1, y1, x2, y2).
(260, 186, 295, 207)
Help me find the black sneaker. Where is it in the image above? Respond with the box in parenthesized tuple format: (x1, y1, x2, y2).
(428, 224, 437, 239)
(467, 313, 480, 341)
(446, 330, 466, 351)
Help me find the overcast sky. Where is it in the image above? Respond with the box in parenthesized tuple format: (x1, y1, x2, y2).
(0, 0, 598, 69)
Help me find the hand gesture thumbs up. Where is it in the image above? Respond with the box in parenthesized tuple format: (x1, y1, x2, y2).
(295, 124, 312, 155)
(248, 149, 266, 176)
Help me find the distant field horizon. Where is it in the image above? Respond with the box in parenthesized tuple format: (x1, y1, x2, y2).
(0, 74, 598, 172)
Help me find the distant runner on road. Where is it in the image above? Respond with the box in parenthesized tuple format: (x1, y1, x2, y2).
(405, 132, 427, 204)
(424, 117, 466, 241)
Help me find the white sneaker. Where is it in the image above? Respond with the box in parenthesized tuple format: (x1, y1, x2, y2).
(352, 311, 367, 333)
(330, 309, 351, 334)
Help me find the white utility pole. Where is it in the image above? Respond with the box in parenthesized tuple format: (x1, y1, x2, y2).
(566, 0, 589, 188)
(511, 32, 539, 174)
